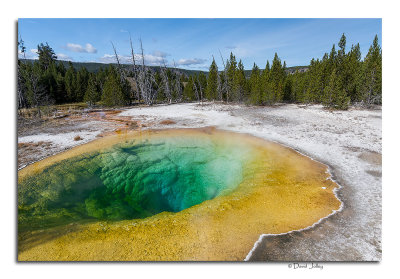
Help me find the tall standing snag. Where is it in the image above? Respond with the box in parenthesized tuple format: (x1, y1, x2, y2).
(219, 49, 229, 102)
(136, 38, 157, 105)
(172, 60, 183, 103)
(129, 34, 140, 102)
(160, 58, 172, 104)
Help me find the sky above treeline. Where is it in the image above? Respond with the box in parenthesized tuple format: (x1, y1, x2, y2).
(18, 18, 382, 71)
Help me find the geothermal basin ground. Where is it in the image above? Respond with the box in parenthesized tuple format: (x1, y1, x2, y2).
(17, 103, 382, 261)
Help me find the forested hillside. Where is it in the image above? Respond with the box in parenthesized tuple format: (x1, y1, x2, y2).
(17, 33, 381, 116)
(20, 59, 208, 76)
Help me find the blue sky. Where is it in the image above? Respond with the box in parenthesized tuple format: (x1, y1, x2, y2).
(18, 18, 382, 70)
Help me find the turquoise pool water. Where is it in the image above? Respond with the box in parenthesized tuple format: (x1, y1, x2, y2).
(18, 135, 252, 232)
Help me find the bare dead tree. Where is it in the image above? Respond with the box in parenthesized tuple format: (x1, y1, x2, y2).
(218, 49, 229, 102)
(193, 77, 200, 104)
(129, 35, 137, 76)
(172, 60, 182, 102)
(129, 34, 140, 101)
(111, 41, 126, 83)
(137, 38, 149, 104)
(217, 74, 222, 101)
(17, 63, 24, 110)
(160, 58, 172, 104)
(136, 38, 157, 105)
(111, 41, 121, 66)
(28, 71, 47, 118)
(212, 55, 223, 102)
(196, 76, 203, 105)
(17, 36, 27, 111)
(364, 69, 380, 108)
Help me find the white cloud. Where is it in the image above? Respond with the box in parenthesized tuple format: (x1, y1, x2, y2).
(99, 54, 129, 64)
(65, 43, 97, 53)
(120, 29, 128, 33)
(57, 53, 73, 61)
(152, 50, 169, 58)
(98, 52, 208, 69)
(99, 52, 168, 66)
(141, 54, 166, 65)
(175, 58, 207, 66)
(85, 43, 97, 53)
(18, 49, 38, 59)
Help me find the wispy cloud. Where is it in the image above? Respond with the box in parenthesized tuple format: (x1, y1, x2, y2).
(18, 49, 38, 59)
(120, 29, 128, 33)
(57, 53, 73, 61)
(175, 58, 207, 66)
(65, 43, 97, 53)
(99, 52, 168, 66)
(152, 50, 169, 58)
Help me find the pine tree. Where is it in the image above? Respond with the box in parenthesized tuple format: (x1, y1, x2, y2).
(360, 35, 382, 106)
(249, 63, 262, 105)
(234, 60, 247, 102)
(305, 58, 324, 103)
(198, 72, 207, 100)
(347, 43, 362, 102)
(76, 67, 89, 102)
(183, 76, 196, 101)
(205, 58, 218, 101)
(269, 53, 285, 102)
(84, 73, 100, 106)
(227, 52, 237, 101)
(261, 60, 273, 104)
(37, 42, 57, 71)
(336, 33, 352, 99)
(323, 69, 350, 109)
(290, 72, 299, 102)
(101, 67, 127, 107)
(54, 64, 66, 104)
(328, 44, 337, 73)
(338, 33, 346, 58)
(65, 62, 77, 102)
(283, 74, 293, 102)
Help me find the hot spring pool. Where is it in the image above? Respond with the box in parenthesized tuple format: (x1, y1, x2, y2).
(18, 128, 341, 261)
(18, 131, 252, 231)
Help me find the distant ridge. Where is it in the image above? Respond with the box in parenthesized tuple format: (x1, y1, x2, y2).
(19, 59, 207, 76)
(19, 59, 308, 76)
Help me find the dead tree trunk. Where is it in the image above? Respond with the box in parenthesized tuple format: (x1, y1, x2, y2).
(137, 39, 157, 106)
(129, 35, 140, 102)
(29, 71, 46, 118)
(172, 60, 182, 103)
(196, 76, 203, 105)
(193, 79, 200, 104)
(219, 50, 229, 103)
(160, 59, 172, 104)
(111, 41, 126, 83)
(17, 63, 26, 111)
(17, 37, 27, 112)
